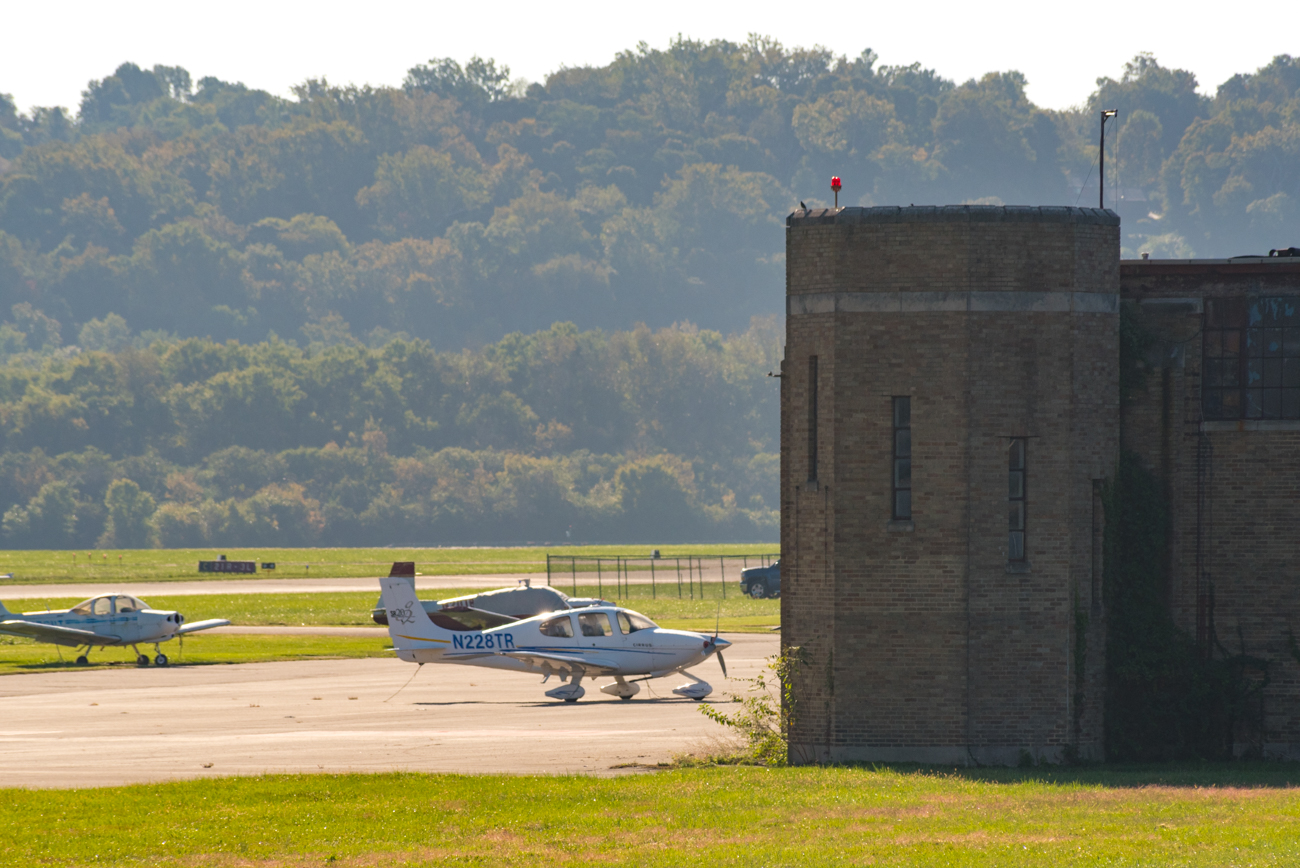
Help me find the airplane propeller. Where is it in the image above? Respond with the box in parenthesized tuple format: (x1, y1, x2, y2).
(713, 603, 727, 678)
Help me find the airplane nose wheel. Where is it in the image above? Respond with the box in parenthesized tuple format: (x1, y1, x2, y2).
(154, 653, 168, 667)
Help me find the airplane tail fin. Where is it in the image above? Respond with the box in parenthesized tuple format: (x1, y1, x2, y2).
(378, 576, 452, 652)
(389, 561, 415, 578)
(0, 600, 10, 617)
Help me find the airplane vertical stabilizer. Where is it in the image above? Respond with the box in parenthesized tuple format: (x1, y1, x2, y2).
(378, 577, 453, 652)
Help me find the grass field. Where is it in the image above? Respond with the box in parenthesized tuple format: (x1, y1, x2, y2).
(0, 632, 391, 673)
(0, 545, 778, 585)
(2, 765, 1298, 866)
(0, 586, 779, 673)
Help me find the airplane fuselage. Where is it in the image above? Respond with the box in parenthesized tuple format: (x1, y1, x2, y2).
(9, 607, 183, 646)
(390, 606, 722, 678)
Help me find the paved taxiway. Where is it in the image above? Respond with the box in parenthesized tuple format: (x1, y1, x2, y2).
(0, 633, 776, 788)
(0, 574, 541, 599)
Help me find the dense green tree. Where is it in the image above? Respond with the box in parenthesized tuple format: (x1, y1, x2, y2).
(100, 477, 156, 547)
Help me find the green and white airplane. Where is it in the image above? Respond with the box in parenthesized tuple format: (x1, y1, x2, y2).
(0, 593, 229, 666)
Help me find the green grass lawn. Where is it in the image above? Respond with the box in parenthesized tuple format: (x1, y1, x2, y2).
(3, 583, 780, 632)
(2, 765, 1298, 866)
(0, 632, 392, 674)
(0, 544, 778, 584)
(0, 587, 778, 673)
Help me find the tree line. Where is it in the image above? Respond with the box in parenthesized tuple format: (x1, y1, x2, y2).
(0, 40, 1297, 546)
(0, 320, 779, 547)
(2, 44, 1298, 354)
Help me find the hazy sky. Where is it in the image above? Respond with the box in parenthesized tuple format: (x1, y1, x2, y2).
(2, 0, 1294, 115)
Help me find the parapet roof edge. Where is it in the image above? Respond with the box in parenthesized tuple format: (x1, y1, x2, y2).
(786, 205, 1119, 227)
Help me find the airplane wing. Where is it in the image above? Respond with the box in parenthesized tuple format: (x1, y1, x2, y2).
(0, 619, 121, 646)
(498, 650, 620, 676)
(176, 619, 231, 635)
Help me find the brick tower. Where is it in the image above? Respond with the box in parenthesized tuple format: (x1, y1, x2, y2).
(781, 205, 1119, 764)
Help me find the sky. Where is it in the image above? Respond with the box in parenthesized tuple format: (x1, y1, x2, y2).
(2, 0, 1295, 115)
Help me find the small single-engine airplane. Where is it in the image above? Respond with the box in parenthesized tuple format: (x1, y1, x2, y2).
(379, 576, 731, 702)
(0, 593, 230, 666)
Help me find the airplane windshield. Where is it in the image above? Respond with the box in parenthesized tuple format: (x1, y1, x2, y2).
(617, 611, 657, 634)
(114, 596, 147, 613)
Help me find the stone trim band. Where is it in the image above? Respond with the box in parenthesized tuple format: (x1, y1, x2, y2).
(787, 291, 1120, 316)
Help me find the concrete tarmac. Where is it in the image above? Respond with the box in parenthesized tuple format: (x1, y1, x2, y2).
(0, 633, 775, 789)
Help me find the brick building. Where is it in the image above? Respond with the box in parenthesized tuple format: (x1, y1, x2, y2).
(1121, 255, 1300, 759)
(781, 204, 1300, 764)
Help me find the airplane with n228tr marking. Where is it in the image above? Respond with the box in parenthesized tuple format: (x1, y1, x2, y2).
(378, 576, 730, 701)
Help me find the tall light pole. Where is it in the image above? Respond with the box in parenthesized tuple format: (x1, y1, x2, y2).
(1100, 109, 1118, 210)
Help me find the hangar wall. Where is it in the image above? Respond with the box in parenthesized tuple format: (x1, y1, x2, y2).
(781, 205, 1119, 764)
(1120, 256, 1300, 758)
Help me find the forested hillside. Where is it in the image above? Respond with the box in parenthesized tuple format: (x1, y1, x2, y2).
(0, 40, 1297, 546)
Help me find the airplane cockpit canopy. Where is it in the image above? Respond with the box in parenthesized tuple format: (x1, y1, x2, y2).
(70, 594, 149, 615)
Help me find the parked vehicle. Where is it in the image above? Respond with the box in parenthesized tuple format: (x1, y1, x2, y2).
(739, 561, 780, 599)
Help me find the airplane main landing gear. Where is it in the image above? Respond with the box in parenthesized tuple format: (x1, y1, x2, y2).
(600, 676, 641, 701)
(137, 654, 149, 666)
(672, 671, 713, 701)
(154, 653, 168, 667)
(545, 669, 586, 702)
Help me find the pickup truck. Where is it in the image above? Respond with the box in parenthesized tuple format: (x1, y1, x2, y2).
(739, 561, 780, 599)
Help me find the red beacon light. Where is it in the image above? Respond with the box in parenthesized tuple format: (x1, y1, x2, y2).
(830, 176, 842, 208)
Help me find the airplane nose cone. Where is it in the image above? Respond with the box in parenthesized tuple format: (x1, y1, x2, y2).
(713, 636, 731, 650)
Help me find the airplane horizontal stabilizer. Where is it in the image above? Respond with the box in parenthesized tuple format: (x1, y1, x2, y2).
(176, 618, 231, 635)
(0, 619, 121, 646)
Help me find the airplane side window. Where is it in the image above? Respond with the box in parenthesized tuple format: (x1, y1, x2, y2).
(578, 612, 612, 637)
(620, 612, 657, 632)
(114, 596, 140, 613)
(71, 600, 94, 615)
(92, 598, 113, 616)
(539, 616, 574, 638)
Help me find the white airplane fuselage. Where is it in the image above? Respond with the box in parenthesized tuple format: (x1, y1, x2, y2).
(11, 607, 184, 646)
(391, 612, 722, 677)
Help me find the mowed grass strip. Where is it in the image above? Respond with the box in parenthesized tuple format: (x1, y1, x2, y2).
(0, 544, 778, 584)
(0, 633, 390, 674)
(0, 588, 778, 672)
(3, 766, 1300, 866)
(3, 585, 780, 632)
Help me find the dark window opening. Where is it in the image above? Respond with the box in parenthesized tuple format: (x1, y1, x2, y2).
(808, 356, 819, 481)
(892, 397, 911, 520)
(1203, 296, 1300, 420)
(1008, 439, 1027, 562)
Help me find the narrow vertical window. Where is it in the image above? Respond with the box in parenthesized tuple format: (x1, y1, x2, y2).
(892, 397, 911, 520)
(1008, 439, 1027, 562)
(807, 356, 819, 482)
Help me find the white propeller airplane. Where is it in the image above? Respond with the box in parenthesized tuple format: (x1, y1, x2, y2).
(0, 593, 230, 666)
(378, 576, 731, 702)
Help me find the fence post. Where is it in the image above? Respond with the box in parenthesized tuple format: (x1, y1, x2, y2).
(571, 557, 576, 597)
(720, 556, 726, 599)
(651, 558, 656, 599)
(547, 554, 551, 587)
(676, 558, 682, 599)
